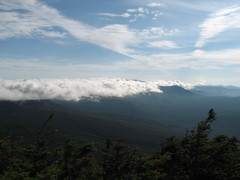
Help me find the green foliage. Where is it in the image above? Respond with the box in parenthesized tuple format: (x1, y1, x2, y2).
(59, 139, 99, 179)
(101, 138, 169, 180)
(101, 138, 139, 179)
(0, 109, 239, 179)
(160, 109, 240, 180)
(133, 152, 170, 180)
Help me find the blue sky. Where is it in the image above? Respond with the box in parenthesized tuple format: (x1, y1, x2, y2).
(1, 0, 240, 85)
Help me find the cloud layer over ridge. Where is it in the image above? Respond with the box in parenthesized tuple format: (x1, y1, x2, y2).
(0, 78, 191, 101)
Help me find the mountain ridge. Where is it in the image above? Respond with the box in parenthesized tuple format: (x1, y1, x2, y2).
(1, 85, 240, 151)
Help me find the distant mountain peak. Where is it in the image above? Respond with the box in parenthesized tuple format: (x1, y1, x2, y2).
(192, 85, 240, 97)
(159, 85, 195, 96)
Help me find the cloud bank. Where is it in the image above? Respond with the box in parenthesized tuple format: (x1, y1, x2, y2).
(0, 79, 192, 101)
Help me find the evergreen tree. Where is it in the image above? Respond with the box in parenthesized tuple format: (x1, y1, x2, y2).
(59, 139, 99, 179)
(101, 138, 139, 179)
(0, 109, 239, 179)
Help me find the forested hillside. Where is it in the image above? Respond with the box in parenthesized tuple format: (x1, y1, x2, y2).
(1, 86, 240, 151)
(0, 109, 239, 179)
(1, 86, 240, 179)
(0, 100, 175, 152)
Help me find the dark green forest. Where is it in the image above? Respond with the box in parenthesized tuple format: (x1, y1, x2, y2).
(1, 109, 240, 180)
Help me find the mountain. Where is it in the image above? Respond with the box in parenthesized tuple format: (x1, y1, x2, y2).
(0, 100, 174, 152)
(192, 85, 240, 97)
(1, 85, 240, 151)
(160, 85, 196, 96)
(55, 85, 240, 138)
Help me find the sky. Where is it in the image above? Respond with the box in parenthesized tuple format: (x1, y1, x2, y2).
(1, 0, 240, 88)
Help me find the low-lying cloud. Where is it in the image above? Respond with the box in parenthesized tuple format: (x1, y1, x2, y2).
(0, 78, 192, 101)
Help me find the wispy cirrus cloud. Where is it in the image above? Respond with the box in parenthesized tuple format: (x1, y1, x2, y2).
(196, 6, 240, 47)
(147, 40, 178, 49)
(97, 12, 131, 18)
(191, 49, 240, 66)
(0, 0, 137, 55)
(1, 47, 240, 82)
(125, 4, 164, 22)
(147, 3, 164, 7)
(137, 27, 179, 40)
(117, 47, 240, 71)
(0, 0, 176, 56)
(127, 9, 138, 13)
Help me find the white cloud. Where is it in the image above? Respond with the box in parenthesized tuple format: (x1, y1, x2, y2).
(137, 27, 178, 40)
(0, 78, 161, 101)
(97, 12, 131, 18)
(191, 48, 240, 66)
(0, 0, 137, 56)
(129, 18, 137, 23)
(99, 6, 162, 22)
(0, 78, 196, 101)
(91, 24, 137, 55)
(127, 7, 155, 15)
(2, 47, 240, 81)
(0, 58, 118, 72)
(127, 9, 138, 13)
(134, 13, 145, 18)
(125, 7, 152, 21)
(138, 7, 148, 13)
(37, 30, 66, 38)
(116, 53, 192, 71)
(0, 0, 170, 56)
(147, 3, 164, 7)
(148, 40, 178, 49)
(192, 49, 205, 57)
(0, 11, 52, 39)
(151, 10, 162, 18)
(196, 6, 240, 47)
(117, 47, 240, 71)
